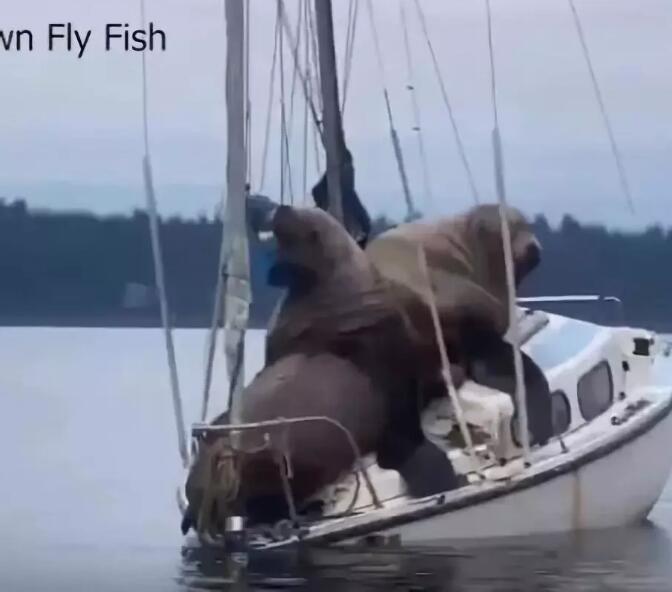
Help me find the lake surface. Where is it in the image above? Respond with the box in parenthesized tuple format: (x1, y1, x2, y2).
(2, 327, 672, 591)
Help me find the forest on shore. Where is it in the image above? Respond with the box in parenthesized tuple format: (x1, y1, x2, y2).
(1, 198, 671, 331)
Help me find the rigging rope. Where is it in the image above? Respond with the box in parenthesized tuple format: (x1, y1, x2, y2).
(245, 0, 252, 187)
(412, 0, 481, 204)
(306, 0, 324, 175)
(417, 245, 477, 460)
(280, 0, 300, 205)
(306, 1, 323, 116)
(364, 0, 418, 221)
(485, 0, 531, 463)
(302, 0, 310, 201)
(279, 0, 288, 204)
(201, 187, 224, 424)
(567, 0, 635, 213)
(341, 0, 360, 117)
(258, 11, 280, 193)
(399, 0, 433, 211)
(139, 0, 189, 468)
(278, 1, 325, 146)
(287, 0, 304, 132)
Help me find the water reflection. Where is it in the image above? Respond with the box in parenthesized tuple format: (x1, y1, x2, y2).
(179, 522, 672, 591)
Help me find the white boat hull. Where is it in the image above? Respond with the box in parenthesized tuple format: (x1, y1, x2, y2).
(378, 401, 672, 543)
(183, 318, 672, 551)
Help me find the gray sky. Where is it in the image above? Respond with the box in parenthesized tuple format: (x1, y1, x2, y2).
(1, 0, 671, 228)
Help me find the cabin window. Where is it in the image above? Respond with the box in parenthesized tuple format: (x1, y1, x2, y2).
(551, 390, 571, 435)
(578, 361, 613, 421)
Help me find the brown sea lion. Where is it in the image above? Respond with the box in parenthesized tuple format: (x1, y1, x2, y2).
(182, 206, 461, 534)
(265, 205, 466, 389)
(366, 204, 541, 343)
(264, 204, 395, 365)
(265, 205, 462, 494)
(183, 352, 388, 532)
(366, 204, 552, 446)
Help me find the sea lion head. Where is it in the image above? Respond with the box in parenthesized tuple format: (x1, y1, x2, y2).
(267, 205, 365, 292)
(466, 204, 541, 286)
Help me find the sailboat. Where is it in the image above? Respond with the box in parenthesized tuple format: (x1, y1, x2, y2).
(161, 0, 672, 550)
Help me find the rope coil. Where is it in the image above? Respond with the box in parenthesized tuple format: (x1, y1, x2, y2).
(193, 414, 382, 535)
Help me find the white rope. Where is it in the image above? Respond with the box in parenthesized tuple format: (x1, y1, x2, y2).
(417, 245, 476, 458)
(567, 0, 634, 213)
(201, 191, 225, 423)
(364, 0, 417, 221)
(399, 0, 433, 212)
(412, 0, 480, 205)
(485, 0, 531, 463)
(139, 0, 189, 468)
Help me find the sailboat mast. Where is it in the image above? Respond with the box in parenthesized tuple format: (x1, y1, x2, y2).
(223, 0, 250, 426)
(313, 0, 345, 224)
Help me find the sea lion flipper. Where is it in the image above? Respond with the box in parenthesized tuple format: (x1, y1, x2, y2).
(376, 414, 460, 498)
(395, 439, 461, 497)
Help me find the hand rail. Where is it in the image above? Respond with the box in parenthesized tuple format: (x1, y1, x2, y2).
(517, 295, 624, 324)
(192, 415, 383, 512)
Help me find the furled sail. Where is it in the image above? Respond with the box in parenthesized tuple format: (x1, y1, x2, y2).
(222, 0, 250, 423)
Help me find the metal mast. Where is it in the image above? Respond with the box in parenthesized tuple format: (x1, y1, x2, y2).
(313, 0, 345, 224)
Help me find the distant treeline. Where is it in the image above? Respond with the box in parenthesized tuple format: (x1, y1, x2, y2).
(1, 198, 671, 330)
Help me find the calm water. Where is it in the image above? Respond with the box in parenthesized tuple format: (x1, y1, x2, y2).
(2, 327, 672, 591)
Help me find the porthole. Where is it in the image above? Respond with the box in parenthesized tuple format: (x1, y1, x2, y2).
(550, 390, 571, 435)
(578, 361, 614, 421)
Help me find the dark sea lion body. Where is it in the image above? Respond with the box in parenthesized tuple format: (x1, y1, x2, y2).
(366, 204, 553, 447)
(266, 206, 459, 496)
(183, 352, 388, 531)
(183, 206, 460, 533)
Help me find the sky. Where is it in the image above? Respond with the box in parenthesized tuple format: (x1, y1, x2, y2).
(1, 0, 671, 229)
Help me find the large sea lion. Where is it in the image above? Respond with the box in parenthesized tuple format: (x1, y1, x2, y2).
(366, 204, 553, 446)
(265, 205, 405, 364)
(182, 206, 461, 533)
(183, 352, 389, 532)
(265, 205, 461, 495)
